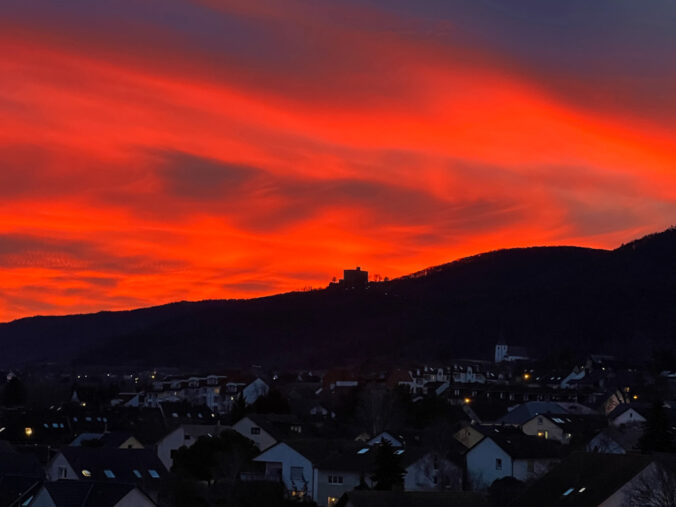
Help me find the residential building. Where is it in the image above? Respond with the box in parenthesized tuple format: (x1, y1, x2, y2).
(465, 427, 563, 489)
(232, 414, 303, 451)
(29, 481, 156, 507)
(155, 424, 223, 470)
(512, 452, 676, 507)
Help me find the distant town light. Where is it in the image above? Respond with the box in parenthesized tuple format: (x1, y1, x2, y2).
(24, 427, 33, 437)
(81, 469, 92, 477)
(523, 373, 530, 380)
(464, 397, 472, 404)
(633, 394, 638, 400)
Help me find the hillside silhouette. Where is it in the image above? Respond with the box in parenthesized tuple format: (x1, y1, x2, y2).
(2, 228, 676, 369)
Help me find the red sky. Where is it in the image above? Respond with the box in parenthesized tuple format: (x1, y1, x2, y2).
(1, 0, 676, 322)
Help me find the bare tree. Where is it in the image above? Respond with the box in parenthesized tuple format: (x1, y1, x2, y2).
(356, 384, 401, 437)
(624, 463, 676, 507)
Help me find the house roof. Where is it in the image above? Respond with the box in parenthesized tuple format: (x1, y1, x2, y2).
(243, 413, 303, 441)
(42, 480, 155, 507)
(57, 447, 167, 483)
(69, 431, 138, 448)
(589, 425, 643, 452)
(473, 427, 564, 459)
(497, 402, 569, 425)
(607, 403, 642, 421)
(0, 451, 44, 479)
(0, 476, 42, 507)
(99, 431, 138, 448)
(463, 401, 513, 424)
(339, 490, 490, 507)
(511, 452, 654, 507)
(525, 414, 607, 437)
(257, 439, 440, 474)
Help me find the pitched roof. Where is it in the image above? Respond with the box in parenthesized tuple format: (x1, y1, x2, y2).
(511, 452, 653, 507)
(99, 431, 138, 448)
(497, 402, 569, 425)
(607, 403, 645, 421)
(339, 490, 489, 507)
(473, 427, 564, 459)
(42, 480, 155, 507)
(258, 438, 439, 474)
(589, 425, 643, 452)
(0, 476, 42, 506)
(0, 451, 44, 479)
(69, 431, 138, 448)
(244, 413, 303, 440)
(57, 447, 166, 483)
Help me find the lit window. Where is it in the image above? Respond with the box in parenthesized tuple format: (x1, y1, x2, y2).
(133, 470, 142, 478)
(81, 470, 92, 478)
(104, 469, 115, 478)
(148, 469, 160, 478)
(579, 487, 586, 493)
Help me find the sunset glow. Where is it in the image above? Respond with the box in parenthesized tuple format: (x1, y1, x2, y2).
(2, 0, 675, 321)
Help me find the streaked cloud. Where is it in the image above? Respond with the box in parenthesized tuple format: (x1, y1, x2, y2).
(0, 0, 674, 321)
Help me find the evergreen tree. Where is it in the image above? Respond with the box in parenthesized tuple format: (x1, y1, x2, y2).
(252, 389, 290, 414)
(2, 377, 27, 407)
(370, 441, 405, 490)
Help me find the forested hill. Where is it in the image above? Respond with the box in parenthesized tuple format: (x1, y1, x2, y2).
(2, 228, 676, 369)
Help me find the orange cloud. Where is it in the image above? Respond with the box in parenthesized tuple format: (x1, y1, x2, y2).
(0, 0, 674, 321)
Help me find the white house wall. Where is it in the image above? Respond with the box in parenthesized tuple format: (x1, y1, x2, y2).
(465, 438, 512, 490)
(254, 443, 314, 499)
(314, 469, 363, 507)
(45, 453, 77, 481)
(232, 417, 277, 450)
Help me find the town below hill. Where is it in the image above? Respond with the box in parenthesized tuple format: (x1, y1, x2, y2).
(0, 349, 674, 506)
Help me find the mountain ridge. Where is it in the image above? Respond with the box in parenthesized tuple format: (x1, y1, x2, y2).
(2, 227, 676, 369)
